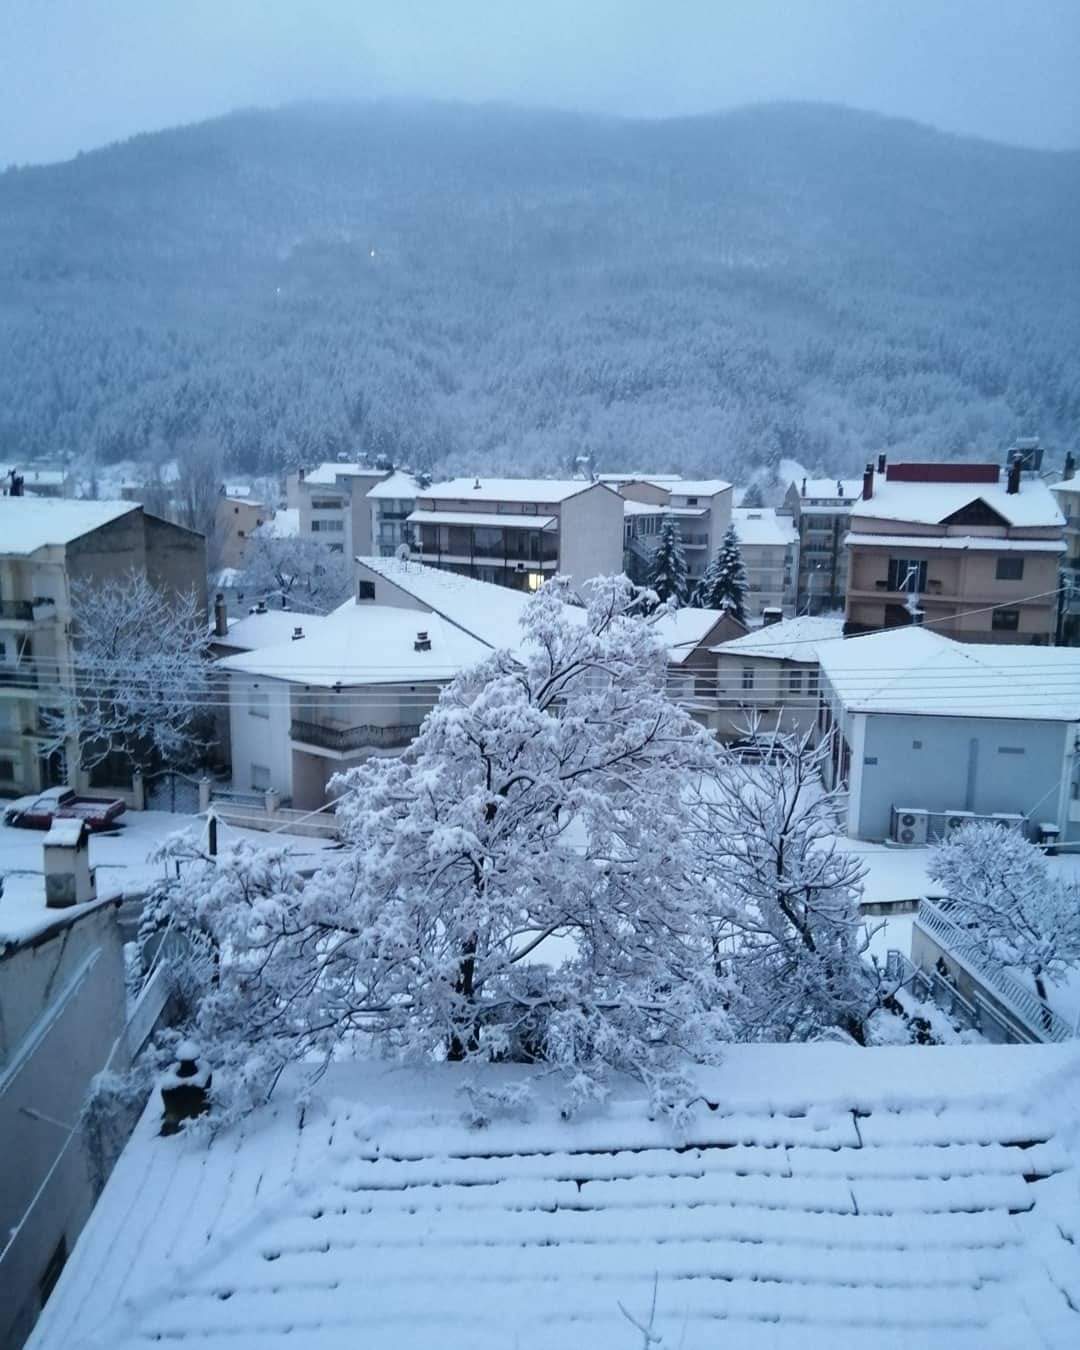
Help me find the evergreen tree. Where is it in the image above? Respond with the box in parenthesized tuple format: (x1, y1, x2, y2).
(647, 517, 689, 605)
(695, 524, 748, 621)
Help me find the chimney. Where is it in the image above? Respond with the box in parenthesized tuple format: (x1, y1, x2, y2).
(254, 600, 267, 615)
(1065, 452, 1076, 482)
(862, 463, 874, 500)
(8, 469, 23, 497)
(291, 626, 304, 641)
(801, 477, 807, 498)
(877, 452, 887, 474)
(473, 478, 482, 491)
(836, 480, 843, 497)
(1006, 458, 1021, 495)
(213, 592, 228, 638)
(414, 630, 432, 652)
(298, 468, 305, 482)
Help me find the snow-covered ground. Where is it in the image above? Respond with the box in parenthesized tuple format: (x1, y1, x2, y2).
(0, 809, 339, 945)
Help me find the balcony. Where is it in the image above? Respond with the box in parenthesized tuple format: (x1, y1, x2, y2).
(290, 719, 422, 753)
(0, 667, 37, 690)
(0, 598, 58, 625)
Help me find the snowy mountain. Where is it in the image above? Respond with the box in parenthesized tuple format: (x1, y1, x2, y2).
(1, 100, 1077, 478)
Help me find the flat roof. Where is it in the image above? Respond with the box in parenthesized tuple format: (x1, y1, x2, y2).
(420, 477, 601, 504)
(407, 509, 557, 530)
(0, 498, 137, 556)
(733, 507, 799, 547)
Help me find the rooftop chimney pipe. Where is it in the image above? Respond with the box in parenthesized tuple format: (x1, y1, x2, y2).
(877, 453, 887, 474)
(213, 592, 228, 638)
(801, 477, 807, 497)
(1065, 452, 1076, 482)
(862, 463, 874, 501)
(1006, 459, 1021, 495)
(414, 631, 432, 652)
(292, 626, 304, 641)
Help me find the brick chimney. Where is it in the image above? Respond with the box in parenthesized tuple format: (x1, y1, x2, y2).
(862, 463, 874, 500)
(213, 592, 228, 638)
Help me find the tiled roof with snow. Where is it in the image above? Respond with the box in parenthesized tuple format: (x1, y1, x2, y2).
(27, 1047, 1080, 1350)
(650, 608, 733, 664)
(667, 479, 731, 497)
(713, 614, 846, 661)
(420, 477, 607, 504)
(0, 498, 137, 555)
(819, 627, 1080, 720)
(851, 475, 1064, 530)
(217, 604, 490, 687)
(733, 507, 799, 547)
(218, 607, 326, 652)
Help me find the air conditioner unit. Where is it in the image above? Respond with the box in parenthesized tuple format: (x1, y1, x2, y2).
(891, 806, 930, 846)
(942, 809, 977, 837)
(990, 812, 1026, 834)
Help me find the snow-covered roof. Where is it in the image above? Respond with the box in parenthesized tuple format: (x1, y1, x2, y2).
(713, 614, 846, 662)
(28, 1047, 1080, 1350)
(667, 479, 731, 497)
(819, 627, 1080, 721)
(303, 463, 388, 487)
(355, 556, 537, 651)
(597, 472, 684, 486)
(218, 608, 322, 652)
(649, 608, 734, 664)
(407, 509, 558, 530)
(733, 507, 799, 548)
(794, 477, 863, 501)
(420, 477, 604, 504)
(42, 817, 86, 847)
(846, 532, 1065, 554)
(852, 476, 1064, 530)
(0, 498, 137, 556)
(622, 499, 665, 517)
(365, 470, 421, 500)
(253, 507, 299, 540)
(0, 466, 68, 487)
(217, 604, 490, 687)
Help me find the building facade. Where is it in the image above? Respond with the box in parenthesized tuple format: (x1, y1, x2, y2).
(711, 615, 844, 740)
(844, 458, 1065, 643)
(731, 507, 799, 619)
(0, 500, 207, 799)
(781, 476, 862, 615)
(366, 471, 420, 558)
(295, 463, 388, 557)
(407, 478, 624, 590)
(614, 478, 732, 591)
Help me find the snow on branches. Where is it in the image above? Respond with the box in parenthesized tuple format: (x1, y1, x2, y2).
(235, 531, 352, 615)
(929, 821, 1080, 1001)
(44, 569, 211, 774)
(694, 523, 748, 621)
(647, 518, 689, 606)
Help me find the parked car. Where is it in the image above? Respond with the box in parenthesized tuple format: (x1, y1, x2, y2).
(3, 786, 126, 832)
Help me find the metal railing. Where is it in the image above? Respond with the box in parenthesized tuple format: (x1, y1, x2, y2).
(290, 719, 421, 752)
(0, 600, 33, 621)
(915, 900, 1073, 1042)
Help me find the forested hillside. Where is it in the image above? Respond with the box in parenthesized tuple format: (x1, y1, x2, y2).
(1, 100, 1077, 481)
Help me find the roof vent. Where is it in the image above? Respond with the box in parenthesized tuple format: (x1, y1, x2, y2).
(414, 631, 431, 652)
(292, 626, 304, 641)
(254, 600, 268, 615)
(473, 478, 482, 490)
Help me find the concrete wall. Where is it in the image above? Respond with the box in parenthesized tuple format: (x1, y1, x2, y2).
(558, 485, 625, 581)
(0, 901, 126, 1350)
(215, 498, 266, 571)
(228, 673, 294, 798)
(851, 712, 1070, 840)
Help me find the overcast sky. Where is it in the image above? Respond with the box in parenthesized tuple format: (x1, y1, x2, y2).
(2, 0, 1078, 166)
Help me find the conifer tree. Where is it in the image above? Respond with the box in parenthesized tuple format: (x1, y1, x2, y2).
(695, 524, 748, 621)
(647, 517, 689, 605)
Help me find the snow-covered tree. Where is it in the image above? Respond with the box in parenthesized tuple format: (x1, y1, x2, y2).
(234, 532, 352, 614)
(647, 518, 689, 605)
(691, 730, 880, 1043)
(151, 577, 731, 1119)
(929, 822, 1080, 1003)
(694, 524, 748, 621)
(44, 570, 211, 775)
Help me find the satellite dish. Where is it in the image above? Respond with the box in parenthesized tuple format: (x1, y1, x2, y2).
(395, 542, 411, 561)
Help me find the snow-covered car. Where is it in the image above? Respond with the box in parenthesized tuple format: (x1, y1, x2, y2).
(3, 786, 126, 832)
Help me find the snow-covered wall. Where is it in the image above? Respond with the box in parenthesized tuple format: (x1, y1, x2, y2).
(228, 674, 294, 798)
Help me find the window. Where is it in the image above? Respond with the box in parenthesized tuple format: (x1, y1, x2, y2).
(357, 580, 376, 601)
(887, 558, 927, 592)
(311, 497, 342, 510)
(995, 556, 1024, 581)
(249, 691, 270, 719)
(788, 669, 802, 695)
(311, 519, 344, 533)
(251, 763, 271, 790)
(992, 608, 1020, 632)
(686, 496, 699, 506)
(741, 667, 754, 691)
(0, 759, 14, 782)
(807, 670, 819, 696)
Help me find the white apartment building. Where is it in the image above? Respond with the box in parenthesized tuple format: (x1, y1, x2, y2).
(731, 506, 799, 618)
(0, 499, 206, 798)
(367, 470, 420, 558)
(294, 462, 388, 557)
(782, 475, 863, 614)
(612, 478, 733, 589)
(407, 478, 624, 590)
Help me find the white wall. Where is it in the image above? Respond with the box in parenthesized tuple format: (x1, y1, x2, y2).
(228, 673, 294, 798)
(0, 902, 126, 1350)
(558, 485, 625, 581)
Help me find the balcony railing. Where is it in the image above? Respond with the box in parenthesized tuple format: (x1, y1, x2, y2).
(0, 667, 37, 688)
(290, 719, 422, 752)
(915, 899, 1073, 1043)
